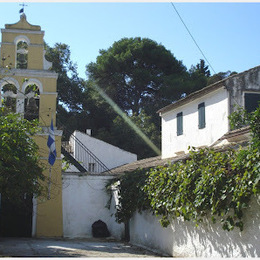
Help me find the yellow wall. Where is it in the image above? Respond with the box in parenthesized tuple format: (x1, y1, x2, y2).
(28, 46, 44, 70)
(34, 135, 63, 237)
(1, 32, 44, 70)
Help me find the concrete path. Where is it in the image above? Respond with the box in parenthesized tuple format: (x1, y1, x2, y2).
(0, 237, 162, 257)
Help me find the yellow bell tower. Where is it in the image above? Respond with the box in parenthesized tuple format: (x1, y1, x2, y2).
(0, 13, 63, 237)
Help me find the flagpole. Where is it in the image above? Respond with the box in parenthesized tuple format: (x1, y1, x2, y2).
(48, 165, 52, 200)
(47, 113, 56, 200)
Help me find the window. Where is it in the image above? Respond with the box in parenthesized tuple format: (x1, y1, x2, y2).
(244, 93, 260, 113)
(198, 102, 205, 129)
(88, 163, 96, 173)
(177, 112, 183, 136)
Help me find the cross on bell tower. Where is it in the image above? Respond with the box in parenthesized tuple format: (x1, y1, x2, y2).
(19, 3, 28, 14)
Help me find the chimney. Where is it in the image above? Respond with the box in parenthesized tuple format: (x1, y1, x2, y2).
(86, 129, 92, 136)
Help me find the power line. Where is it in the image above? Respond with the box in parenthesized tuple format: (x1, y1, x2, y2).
(170, 3, 216, 75)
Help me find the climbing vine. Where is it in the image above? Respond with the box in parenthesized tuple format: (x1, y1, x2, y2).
(107, 105, 260, 231)
(106, 168, 150, 224)
(144, 145, 259, 231)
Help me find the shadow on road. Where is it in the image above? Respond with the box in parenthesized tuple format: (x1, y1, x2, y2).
(0, 237, 162, 257)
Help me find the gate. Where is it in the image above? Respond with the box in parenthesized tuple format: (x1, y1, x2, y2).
(0, 194, 33, 237)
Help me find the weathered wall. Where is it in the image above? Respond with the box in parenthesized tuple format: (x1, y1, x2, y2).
(62, 173, 124, 240)
(129, 196, 260, 257)
(161, 87, 229, 158)
(225, 65, 260, 114)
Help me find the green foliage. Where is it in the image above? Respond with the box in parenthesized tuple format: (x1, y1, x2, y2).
(0, 110, 45, 205)
(207, 71, 237, 86)
(229, 106, 249, 130)
(229, 105, 260, 148)
(145, 146, 259, 231)
(96, 111, 160, 159)
(106, 168, 150, 223)
(87, 37, 193, 117)
(108, 106, 260, 231)
(45, 40, 210, 159)
(45, 42, 85, 113)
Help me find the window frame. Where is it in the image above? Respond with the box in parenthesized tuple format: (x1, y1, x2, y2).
(244, 92, 260, 113)
(176, 112, 183, 136)
(198, 102, 206, 129)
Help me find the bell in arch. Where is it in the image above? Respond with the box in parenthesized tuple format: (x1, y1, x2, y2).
(24, 97, 39, 121)
(17, 53, 28, 69)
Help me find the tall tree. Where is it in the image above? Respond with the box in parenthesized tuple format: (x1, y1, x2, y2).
(86, 37, 190, 117)
(45, 43, 87, 138)
(194, 59, 211, 77)
(187, 59, 211, 93)
(45, 43, 85, 112)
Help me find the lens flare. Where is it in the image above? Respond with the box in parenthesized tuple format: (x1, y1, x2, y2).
(91, 83, 161, 156)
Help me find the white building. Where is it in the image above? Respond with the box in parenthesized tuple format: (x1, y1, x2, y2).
(62, 130, 137, 239)
(66, 130, 137, 173)
(158, 65, 260, 159)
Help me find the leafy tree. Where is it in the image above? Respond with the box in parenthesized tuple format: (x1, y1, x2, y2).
(45, 43, 86, 112)
(45, 43, 87, 138)
(0, 110, 45, 206)
(86, 37, 190, 117)
(96, 111, 160, 159)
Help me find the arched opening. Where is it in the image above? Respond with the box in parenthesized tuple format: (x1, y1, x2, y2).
(1, 84, 17, 112)
(24, 84, 40, 121)
(16, 40, 28, 69)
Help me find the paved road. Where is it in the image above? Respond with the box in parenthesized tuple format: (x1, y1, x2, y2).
(0, 237, 162, 257)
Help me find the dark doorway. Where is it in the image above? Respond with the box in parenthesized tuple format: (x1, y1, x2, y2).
(0, 194, 33, 237)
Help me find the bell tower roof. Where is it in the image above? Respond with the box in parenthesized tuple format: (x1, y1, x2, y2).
(5, 13, 41, 31)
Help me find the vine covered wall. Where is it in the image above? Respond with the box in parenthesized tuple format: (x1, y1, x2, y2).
(107, 105, 260, 232)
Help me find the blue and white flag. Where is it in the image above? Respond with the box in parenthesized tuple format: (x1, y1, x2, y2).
(47, 119, 56, 166)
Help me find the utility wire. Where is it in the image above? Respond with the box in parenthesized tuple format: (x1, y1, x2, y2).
(171, 3, 216, 75)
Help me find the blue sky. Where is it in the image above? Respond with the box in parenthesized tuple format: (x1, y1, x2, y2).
(0, 2, 260, 79)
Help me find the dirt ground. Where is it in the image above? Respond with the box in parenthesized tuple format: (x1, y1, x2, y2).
(0, 237, 164, 257)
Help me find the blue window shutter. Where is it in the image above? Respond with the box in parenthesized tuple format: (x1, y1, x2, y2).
(177, 112, 183, 136)
(198, 102, 205, 129)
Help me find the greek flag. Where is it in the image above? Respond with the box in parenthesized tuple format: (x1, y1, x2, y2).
(47, 119, 56, 166)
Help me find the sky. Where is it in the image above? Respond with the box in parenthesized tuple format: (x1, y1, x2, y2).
(0, 2, 260, 79)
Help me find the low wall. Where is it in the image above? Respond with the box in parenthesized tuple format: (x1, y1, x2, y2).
(129, 196, 260, 257)
(62, 173, 124, 240)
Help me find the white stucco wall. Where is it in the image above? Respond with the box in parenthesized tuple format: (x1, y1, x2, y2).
(62, 173, 124, 240)
(71, 131, 137, 172)
(161, 87, 229, 159)
(129, 196, 260, 257)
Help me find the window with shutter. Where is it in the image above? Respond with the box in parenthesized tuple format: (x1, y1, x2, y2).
(198, 102, 205, 129)
(177, 112, 183, 136)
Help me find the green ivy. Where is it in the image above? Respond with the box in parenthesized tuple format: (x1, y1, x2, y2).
(107, 105, 260, 231)
(144, 145, 259, 231)
(106, 168, 150, 223)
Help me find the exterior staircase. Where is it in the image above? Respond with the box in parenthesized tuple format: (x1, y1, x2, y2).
(61, 131, 111, 174)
